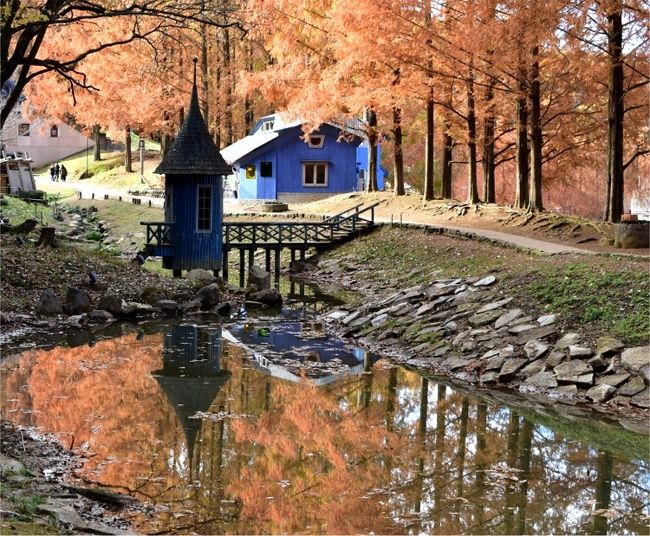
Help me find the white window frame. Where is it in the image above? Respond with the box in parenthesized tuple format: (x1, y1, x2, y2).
(307, 134, 324, 149)
(196, 185, 212, 232)
(302, 162, 328, 187)
(261, 120, 274, 132)
(18, 123, 30, 137)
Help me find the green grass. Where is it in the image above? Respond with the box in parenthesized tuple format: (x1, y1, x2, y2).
(1, 196, 52, 226)
(524, 262, 649, 345)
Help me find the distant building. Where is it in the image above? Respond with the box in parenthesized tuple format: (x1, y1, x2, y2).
(2, 117, 93, 169)
(220, 114, 384, 202)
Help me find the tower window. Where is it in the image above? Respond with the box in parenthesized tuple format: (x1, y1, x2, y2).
(197, 185, 212, 231)
(50, 124, 59, 137)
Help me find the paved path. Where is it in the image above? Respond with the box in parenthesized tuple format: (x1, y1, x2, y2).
(373, 217, 594, 255)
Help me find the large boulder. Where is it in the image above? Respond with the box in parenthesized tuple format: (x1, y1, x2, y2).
(97, 295, 126, 316)
(554, 360, 593, 386)
(64, 287, 91, 315)
(620, 346, 650, 382)
(36, 290, 63, 316)
(186, 269, 216, 283)
(194, 283, 221, 310)
(248, 288, 283, 307)
(248, 265, 271, 291)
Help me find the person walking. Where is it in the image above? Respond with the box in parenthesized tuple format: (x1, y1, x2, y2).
(60, 164, 68, 182)
(54, 162, 60, 181)
(49, 164, 56, 181)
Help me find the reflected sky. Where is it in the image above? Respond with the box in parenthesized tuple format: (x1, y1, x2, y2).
(1, 323, 648, 535)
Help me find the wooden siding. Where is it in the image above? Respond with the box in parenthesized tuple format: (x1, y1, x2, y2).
(166, 174, 223, 270)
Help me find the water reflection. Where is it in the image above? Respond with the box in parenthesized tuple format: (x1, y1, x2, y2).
(1, 325, 648, 535)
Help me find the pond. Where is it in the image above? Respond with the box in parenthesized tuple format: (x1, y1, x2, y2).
(1, 308, 649, 534)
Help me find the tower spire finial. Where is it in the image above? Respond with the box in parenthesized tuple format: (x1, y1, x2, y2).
(193, 57, 198, 87)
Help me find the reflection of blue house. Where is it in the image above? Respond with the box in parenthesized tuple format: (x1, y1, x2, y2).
(220, 114, 384, 201)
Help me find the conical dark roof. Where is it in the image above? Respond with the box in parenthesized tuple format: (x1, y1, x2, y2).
(155, 66, 231, 176)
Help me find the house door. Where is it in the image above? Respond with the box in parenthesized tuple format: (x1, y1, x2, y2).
(258, 161, 276, 200)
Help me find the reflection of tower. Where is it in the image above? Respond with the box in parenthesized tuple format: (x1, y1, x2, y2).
(153, 324, 231, 476)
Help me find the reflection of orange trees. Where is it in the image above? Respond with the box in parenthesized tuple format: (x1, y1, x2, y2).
(0, 336, 187, 495)
(229, 380, 404, 534)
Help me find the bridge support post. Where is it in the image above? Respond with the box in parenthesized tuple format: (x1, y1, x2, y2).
(274, 249, 281, 287)
(265, 249, 271, 273)
(248, 248, 255, 269)
(239, 249, 245, 288)
(223, 249, 229, 282)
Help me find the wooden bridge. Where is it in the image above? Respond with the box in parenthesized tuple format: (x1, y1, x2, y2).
(142, 202, 379, 285)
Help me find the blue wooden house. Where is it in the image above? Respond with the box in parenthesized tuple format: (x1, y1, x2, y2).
(144, 64, 231, 277)
(221, 114, 384, 201)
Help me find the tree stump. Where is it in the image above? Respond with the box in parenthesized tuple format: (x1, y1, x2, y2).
(36, 226, 57, 247)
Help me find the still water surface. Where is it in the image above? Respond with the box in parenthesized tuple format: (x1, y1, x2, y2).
(1, 320, 648, 535)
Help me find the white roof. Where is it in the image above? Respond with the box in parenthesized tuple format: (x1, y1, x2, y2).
(220, 131, 278, 165)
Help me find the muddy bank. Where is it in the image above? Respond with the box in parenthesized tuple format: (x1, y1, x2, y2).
(0, 421, 141, 535)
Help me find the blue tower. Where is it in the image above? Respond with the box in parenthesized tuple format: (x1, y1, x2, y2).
(142, 60, 231, 277)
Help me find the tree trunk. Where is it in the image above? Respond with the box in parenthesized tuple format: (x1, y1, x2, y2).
(215, 64, 222, 148)
(604, 4, 624, 223)
(515, 418, 534, 535)
(392, 106, 405, 196)
(93, 125, 102, 161)
(591, 451, 614, 535)
(482, 83, 496, 203)
(514, 65, 529, 209)
(161, 133, 170, 156)
(201, 22, 210, 122)
(124, 125, 132, 173)
(466, 67, 480, 204)
(245, 43, 254, 134)
(423, 89, 435, 200)
(528, 46, 543, 211)
(223, 27, 234, 145)
(366, 108, 379, 192)
(442, 115, 453, 199)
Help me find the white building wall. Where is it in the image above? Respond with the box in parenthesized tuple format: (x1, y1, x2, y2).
(3, 120, 93, 168)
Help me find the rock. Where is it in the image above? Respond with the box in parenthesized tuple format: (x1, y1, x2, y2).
(64, 287, 91, 315)
(520, 359, 546, 377)
(342, 311, 361, 326)
(468, 309, 504, 327)
(66, 314, 86, 327)
(596, 372, 630, 387)
(186, 268, 216, 283)
(595, 336, 625, 357)
(480, 372, 499, 383)
(555, 333, 581, 350)
(630, 388, 650, 408)
(477, 297, 513, 313)
(443, 357, 471, 370)
(618, 376, 646, 396)
(140, 287, 168, 305)
(349, 315, 371, 329)
(156, 299, 178, 317)
(587, 355, 609, 370)
(508, 323, 537, 335)
(36, 290, 63, 316)
(211, 302, 232, 317)
(371, 313, 389, 327)
(550, 385, 578, 397)
(515, 325, 557, 344)
(524, 340, 549, 360)
(443, 321, 458, 333)
(620, 346, 650, 382)
(194, 283, 221, 310)
(568, 345, 593, 358)
(327, 310, 349, 322)
(97, 295, 126, 316)
(499, 358, 527, 379)
(122, 302, 155, 317)
(546, 351, 565, 367)
(248, 288, 283, 307)
(248, 265, 271, 291)
(525, 371, 558, 388)
(499, 345, 516, 358)
(586, 384, 616, 403)
(536, 314, 557, 326)
(554, 360, 593, 386)
(87, 310, 114, 323)
(473, 275, 496, 286)
(495, 309, 524, 329)
(484, 355, 505, 371)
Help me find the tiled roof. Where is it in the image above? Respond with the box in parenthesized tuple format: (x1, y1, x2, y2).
(155, 82, 231, 176)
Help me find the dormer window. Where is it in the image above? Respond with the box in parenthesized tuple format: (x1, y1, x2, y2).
(261, 120, 274, 132)
(307, 135, 324, 149)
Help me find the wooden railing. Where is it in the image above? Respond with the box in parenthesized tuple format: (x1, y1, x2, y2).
(141, 221, 174, 246)
(142, 203, 378, 249)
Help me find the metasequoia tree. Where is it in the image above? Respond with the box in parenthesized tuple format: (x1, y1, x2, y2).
(1, 0, 240, 128)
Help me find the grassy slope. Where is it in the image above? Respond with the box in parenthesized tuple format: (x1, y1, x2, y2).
(325, 227, 649, 345)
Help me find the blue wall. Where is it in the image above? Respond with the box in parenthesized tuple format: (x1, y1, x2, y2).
(355, 143, 386, 190)
(165, 174, 223, 271)
(237, 125, 362, 200)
